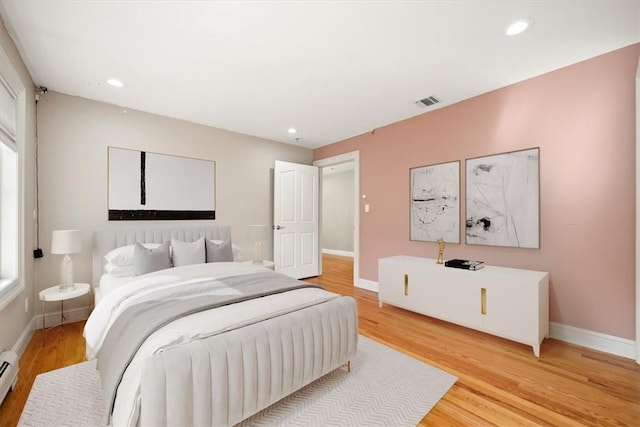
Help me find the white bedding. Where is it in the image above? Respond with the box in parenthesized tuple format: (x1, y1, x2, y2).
(84, 262, 338, 426)
(96, 273, 133, 304)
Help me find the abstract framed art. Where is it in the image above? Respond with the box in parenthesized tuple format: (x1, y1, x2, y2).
(410, 160, 460, 243)
(108, 147, 216, 220)
(465, 147, 539, 248)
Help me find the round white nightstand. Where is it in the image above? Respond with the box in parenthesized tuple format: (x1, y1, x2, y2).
(240, 260, 275, 270)
(39, 283, 90, 345)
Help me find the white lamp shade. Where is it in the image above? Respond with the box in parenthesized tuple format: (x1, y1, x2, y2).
(51, 230, 82, 254)
(248, 225, 270, 242)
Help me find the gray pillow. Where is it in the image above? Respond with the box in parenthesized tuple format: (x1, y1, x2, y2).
(206, 238, 233, 262)
(171, 237, 205, 267)
(134, 241, 171, 275)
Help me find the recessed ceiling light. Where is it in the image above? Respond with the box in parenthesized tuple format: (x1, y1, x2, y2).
(506, 18, 534, 36)
(106, 78, 125, 88)
(288, 127, 297, 134)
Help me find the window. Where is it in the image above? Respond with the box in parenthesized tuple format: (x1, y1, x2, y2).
(0, 45, 25, 311)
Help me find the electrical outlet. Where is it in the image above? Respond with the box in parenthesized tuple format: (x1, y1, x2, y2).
(24, 297, 28, 313)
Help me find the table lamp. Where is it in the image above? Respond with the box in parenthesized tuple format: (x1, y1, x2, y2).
(248, 225, 270, 265)
(51, 229, 82, 291)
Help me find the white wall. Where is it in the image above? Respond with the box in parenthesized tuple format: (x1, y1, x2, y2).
(0, 20, 36, 355)
(35, 91, 312, 315)
(321, 170, 354, 253)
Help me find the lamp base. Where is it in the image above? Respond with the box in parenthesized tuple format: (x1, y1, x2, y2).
(59, 254, 75, 292)
(253, 241, 264, 265)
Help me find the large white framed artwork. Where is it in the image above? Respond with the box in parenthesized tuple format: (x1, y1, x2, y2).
(410, 160, 460, 243)
(465, 147, 539, 248)
(108, 147, 215, 220)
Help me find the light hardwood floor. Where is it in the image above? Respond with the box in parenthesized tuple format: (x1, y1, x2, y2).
(1, 254, 639, 426)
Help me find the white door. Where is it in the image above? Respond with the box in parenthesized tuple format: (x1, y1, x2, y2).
(274, 160, 319, 278)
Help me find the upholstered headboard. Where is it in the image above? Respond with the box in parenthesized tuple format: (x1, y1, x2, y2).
(92, 224, 231, 287)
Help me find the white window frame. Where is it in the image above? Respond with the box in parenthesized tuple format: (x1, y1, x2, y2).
(0, 44, 26, 311)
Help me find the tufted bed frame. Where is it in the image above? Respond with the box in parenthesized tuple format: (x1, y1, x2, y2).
(90, 224, 358, 426)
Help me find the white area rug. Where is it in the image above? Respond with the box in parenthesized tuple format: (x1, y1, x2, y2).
(19, 335, 456, 426)
(19, 359, 106, 426)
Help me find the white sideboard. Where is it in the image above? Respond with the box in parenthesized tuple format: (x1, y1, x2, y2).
(378, 255, 549, 357)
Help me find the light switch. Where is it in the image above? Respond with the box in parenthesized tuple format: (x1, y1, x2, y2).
(364, 204, 370, 213)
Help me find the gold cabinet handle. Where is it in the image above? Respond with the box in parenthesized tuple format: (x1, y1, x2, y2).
(481, 287, 487, 315)
(404, 274, 409, 296)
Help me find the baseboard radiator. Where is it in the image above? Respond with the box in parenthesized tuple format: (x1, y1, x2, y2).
(0, 351, 19, 405)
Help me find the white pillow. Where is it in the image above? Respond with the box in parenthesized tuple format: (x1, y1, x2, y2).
(210, 240, 242, 261)
(104, 243, 162, 266)
(104, 263, 135, 278)
(171, 237, 206, 267)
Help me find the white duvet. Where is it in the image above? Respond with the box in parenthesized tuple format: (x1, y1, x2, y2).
(83, 262, 337, 426)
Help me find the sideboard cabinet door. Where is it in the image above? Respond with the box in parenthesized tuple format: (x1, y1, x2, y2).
(482, 267, 549, 356)
(378, 256, 440, 317)
(438, 268, 483, 329)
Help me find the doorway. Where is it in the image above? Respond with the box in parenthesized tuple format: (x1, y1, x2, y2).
(314, 151, 360, 286)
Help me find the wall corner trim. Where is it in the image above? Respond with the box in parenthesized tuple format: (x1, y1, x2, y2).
(356, 279, 379, 293)
(11, 317, 35, 358)
(12, 302, 636, 362)
(322, 249, 354, 257)
(11, 305, 92, 359)
(549, 322, 636, 360)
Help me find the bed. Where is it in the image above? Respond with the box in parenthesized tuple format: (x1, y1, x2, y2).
(86, 225, 358, 426)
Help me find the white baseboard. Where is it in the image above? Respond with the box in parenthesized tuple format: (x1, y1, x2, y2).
(38, 306, 91, 329)
(349, 279, 636, 360)
(322, 249, 354, 257)
(9, 305, 92, 359)
(549, 322, 636, 360)
(11, 319, 35, 358)
(11, 299, 638, 362)
(356, 278, 378, 292)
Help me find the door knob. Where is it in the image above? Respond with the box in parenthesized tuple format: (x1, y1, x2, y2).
(273, 225, 285, 230)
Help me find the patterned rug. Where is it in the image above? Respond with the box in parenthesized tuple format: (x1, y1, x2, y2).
(19, 335, 456, 426)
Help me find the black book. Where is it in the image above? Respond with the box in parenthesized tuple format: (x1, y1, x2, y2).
(444, 259, 485, 271)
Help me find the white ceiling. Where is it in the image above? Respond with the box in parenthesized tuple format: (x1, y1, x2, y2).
(0, 1, 638, 149)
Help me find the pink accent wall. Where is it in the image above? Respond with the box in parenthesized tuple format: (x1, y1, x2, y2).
(314, 44, 640, 340)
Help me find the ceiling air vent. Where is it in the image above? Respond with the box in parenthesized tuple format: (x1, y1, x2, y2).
(415, 95, 441, 108)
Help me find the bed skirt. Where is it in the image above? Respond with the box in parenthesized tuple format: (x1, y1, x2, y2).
(137, 296, 358, 426)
